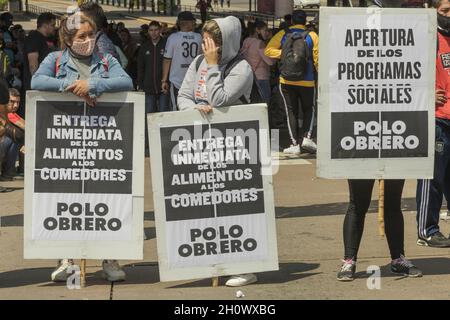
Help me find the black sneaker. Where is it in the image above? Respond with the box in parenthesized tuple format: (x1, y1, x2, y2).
(417, 231, 450, 248)
(337, 259, 356, 281)
(391, 255, 422, 277)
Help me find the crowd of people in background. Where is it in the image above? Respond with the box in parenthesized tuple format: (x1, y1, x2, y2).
(0, 2, 320, 192)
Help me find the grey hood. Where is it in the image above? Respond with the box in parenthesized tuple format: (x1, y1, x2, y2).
(214, 16, 241, 65)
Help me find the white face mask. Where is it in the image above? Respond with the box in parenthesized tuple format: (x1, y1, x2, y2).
(70, 37, 95, 57)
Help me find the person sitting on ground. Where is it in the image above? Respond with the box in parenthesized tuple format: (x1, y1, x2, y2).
(0, 79, 10, 192)
(31, 13, 133, 283)
(0, 80, 20, 183)
(5, 88, 24, 178)
(7, 88, 24, 132)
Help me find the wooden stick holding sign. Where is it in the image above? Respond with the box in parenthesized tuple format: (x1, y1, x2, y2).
(378, 179, 385, 237)
(80, 259, 86, 288)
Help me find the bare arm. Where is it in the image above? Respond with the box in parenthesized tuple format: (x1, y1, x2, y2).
(162, 58, 171, 82)
(162, 58, 172, 94)
(27, 52, 39, 76)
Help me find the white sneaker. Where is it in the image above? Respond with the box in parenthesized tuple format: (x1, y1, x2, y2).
(51, 259, 73, 282)
(225, 273, 257, 287)
(102, 260, 126, 282)
(301, 137, 317, 153)
(283, 144, 301, 155)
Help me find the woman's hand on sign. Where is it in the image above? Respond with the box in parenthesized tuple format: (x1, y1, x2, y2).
(436, 89, 448, 106)
(195, 105, 213, 114)
(202, 37, 219, 66)
(20, 145, 25, 154)
(66, 80, 90, 97)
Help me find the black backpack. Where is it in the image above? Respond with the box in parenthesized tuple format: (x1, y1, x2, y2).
(279, 27, 311, 82)
(195, 54, 263, 104)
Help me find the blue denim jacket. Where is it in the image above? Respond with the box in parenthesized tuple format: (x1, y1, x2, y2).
(31, 49, 133, 97)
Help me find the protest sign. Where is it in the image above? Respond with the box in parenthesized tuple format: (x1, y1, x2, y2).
(24, 91, 145, 260)
(317, 8, 436, 179)
(148, 104, 278, 282)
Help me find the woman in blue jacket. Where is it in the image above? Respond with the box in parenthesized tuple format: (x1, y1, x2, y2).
(32, 13, 133, 283)
(31, 13, 133, 106)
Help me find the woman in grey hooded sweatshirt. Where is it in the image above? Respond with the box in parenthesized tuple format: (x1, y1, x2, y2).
(177, 16, 258, 287)
(177, 16, 254, 113)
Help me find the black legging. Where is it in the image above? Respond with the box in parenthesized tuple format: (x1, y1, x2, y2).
(344, 179, 405, 261)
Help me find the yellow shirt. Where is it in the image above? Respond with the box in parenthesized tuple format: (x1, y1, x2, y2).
(264, 24, 319, 87)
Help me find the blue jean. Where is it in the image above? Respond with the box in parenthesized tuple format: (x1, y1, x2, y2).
(0, 135, 19, 176)
(255, 79, 271, 105)
(416, 119, 450, 238)
(145, 92, 169, 113)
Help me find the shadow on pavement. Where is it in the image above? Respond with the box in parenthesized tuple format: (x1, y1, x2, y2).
(276, 197, 417, 219)
(144, 198, 417, 222)
(1, 214, 23, 227)
(0, 267, 57, 288)
(144, 211, 155, 221)
(144, 227, 156, 240)
(0, 262, 321, 288)
(353, 257, 450, 280)
(113, 262, 160, 286)
(0, 186, 24, 193)
(166, 262, 320, 289)
(0, 266, 113, 288)
(0, 264, 160, 288)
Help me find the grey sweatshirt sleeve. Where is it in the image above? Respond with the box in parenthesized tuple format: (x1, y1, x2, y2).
(205, 60, 253, 108)
(177, 57, 200, 111)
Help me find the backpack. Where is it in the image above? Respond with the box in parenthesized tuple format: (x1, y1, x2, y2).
(195, 54, 263, 104)
(279, 27, 311, 82)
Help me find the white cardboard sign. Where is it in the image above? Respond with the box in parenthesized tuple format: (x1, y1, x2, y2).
(317, 8, 436, 179)
(24, 91, 145, 260)
(148, 104, 279, 282)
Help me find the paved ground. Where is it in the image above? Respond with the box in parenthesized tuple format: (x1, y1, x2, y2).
(2, 154, 450, 300)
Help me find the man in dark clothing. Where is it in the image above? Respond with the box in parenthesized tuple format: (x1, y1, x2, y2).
(416, 0, 450, 247)
(138, 21, 168, 156)
(23, 13, 56, 92)
(137, 21, 168, 113)
(22, 12, 56, 118)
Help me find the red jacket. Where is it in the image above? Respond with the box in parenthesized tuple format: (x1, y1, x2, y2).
(436, 30, 450, 120)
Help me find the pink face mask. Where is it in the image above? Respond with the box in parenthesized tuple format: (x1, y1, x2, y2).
(71, 37, 95, 57)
